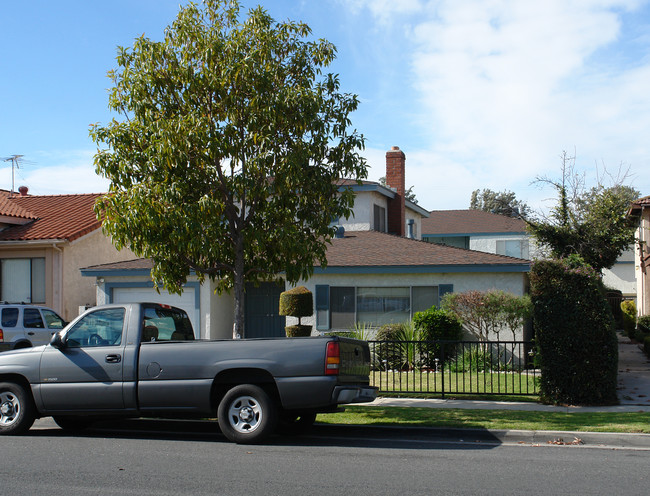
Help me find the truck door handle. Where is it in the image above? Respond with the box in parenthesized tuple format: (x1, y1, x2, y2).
(105, 354, 121, 363)
(27, 332, 35, 336)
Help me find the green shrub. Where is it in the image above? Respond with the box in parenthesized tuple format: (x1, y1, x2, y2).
(446, 345, 491, 372)
(279, 286, 313, 337)
(413, 307, 462, 366)
(279, 286, 313, 318)
(621, 300, 637, 338)
(530, 258, 618, 406)
(638, 315, 650, 332)
(374, 323, 412, 370)
(284, 325, 312, 337)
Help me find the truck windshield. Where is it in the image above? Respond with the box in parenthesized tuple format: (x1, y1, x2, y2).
(142, 305, 194, 342)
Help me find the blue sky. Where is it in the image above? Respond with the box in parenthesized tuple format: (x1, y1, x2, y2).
(2, 0, 649, 212)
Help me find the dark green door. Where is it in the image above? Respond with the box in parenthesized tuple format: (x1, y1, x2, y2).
(244, 282, 286, 338)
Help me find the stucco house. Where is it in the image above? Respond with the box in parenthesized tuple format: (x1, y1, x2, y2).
(422, 208, 636, 300)
(0, 188, 135, 321)
(628, 196, 650, 315)
(82, 146, 531, 340)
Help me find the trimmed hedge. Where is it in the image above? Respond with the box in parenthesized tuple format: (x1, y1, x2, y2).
(279, 286, 313, 318)
(279, 286, 313, 337)
(530, 258, 618, 406)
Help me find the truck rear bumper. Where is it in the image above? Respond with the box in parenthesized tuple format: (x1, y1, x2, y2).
(331, 385, 378, 404)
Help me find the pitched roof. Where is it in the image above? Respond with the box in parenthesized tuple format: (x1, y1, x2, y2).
(0, 192, 103, 242)
(320, 230, 529, 271)
(628, 196, 650, 217)
(82, 230, 529, 276)
(422, 209, 526, 235)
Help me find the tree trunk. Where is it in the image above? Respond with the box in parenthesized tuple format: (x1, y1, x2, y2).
(232, 233, 246, 339)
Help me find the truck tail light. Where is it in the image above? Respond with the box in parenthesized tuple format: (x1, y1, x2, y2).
(325, 341, 340, 375)
(0, 329, 3, 342)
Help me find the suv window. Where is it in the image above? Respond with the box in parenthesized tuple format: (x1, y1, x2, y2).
(24, 308, 44, 328)
(66, 307, 125, 348)
(1, 308, 19, 327)
(41, 309, 65, 329)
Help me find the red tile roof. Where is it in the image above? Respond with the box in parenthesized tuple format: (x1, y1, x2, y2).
(422, 209, 526, 235)
(82, 230, 529, 274)
(0, 192, 103, 242)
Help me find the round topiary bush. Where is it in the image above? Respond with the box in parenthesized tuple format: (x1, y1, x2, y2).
(530, 258, 618, 406)
(279, 286, 313, 337)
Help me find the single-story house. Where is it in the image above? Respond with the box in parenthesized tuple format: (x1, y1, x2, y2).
(81, 147, 531, 340)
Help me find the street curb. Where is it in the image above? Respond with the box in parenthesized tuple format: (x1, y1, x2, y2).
(312, 423, 650, 449)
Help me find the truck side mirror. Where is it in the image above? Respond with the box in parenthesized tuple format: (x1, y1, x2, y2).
(50, 331, 65, 350)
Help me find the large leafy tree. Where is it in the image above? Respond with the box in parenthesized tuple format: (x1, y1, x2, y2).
(469, 189, 529, 218)
(90, 0, 367, 337)
(526, 151, 638, 272)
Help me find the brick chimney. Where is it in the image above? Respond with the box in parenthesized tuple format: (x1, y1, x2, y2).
(385, 146, 406, 237)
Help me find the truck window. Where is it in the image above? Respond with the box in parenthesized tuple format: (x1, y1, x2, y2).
(65, 308, 125, 348)
(142, 306, 194, 342)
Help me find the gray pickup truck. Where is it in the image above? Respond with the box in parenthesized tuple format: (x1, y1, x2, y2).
(0, 303, 376, 443)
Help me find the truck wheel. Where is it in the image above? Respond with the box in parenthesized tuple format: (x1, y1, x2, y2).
(0, 382, 36, 435)
(53, 416, 95, 432)
(217, 384, 277, 444)
(278, 412, 317, 435)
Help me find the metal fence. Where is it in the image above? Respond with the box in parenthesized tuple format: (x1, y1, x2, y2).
(368, 340, 539, 397)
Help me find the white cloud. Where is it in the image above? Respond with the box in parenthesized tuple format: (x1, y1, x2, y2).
(347, 0, 650, 209)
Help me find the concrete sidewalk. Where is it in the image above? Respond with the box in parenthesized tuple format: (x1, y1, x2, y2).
(363, 331, 650, 413)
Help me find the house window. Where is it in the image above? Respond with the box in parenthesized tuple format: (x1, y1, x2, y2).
(425, 236, 469, 249)
(330, 286, 355, 329)
(0, 258, 46, 303)
(496, 240, 525, 258)
(373, 204, 386, 232)
(357, 287, 410, 326)
(319, 285, 452, 330)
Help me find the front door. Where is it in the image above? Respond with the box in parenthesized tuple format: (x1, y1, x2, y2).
(39, 307, 127, 411)
(244, 282, 285, 338)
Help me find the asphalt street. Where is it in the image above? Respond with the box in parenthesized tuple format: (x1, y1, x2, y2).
(8, 418, 650, 496)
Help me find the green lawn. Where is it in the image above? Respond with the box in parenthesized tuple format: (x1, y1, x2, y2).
(371, 370, 539, 396)
(316, 406, 650, 433)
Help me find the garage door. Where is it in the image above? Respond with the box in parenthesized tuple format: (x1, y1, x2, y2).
(112, 286, 199, 337)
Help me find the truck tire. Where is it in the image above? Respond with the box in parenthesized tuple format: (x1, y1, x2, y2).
(0, 382, 36, 435)
(217, 384, 278, 444)
(53, 415, 95, 431)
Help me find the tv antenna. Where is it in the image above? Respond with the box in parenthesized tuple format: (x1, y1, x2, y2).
(2, 155, 26, 196)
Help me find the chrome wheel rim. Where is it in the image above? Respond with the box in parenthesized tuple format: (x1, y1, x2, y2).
(227, 395, 262, 434)
(0, 391, 20, 426)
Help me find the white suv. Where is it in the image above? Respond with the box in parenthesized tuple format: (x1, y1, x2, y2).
(0, 304, 67, 350)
